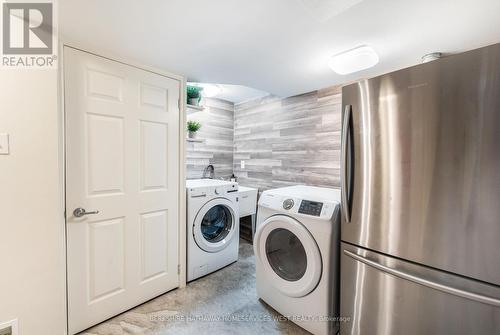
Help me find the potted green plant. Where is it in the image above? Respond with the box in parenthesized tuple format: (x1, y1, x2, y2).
(187, 86, 203, 106)
(187, 120, 201, 139)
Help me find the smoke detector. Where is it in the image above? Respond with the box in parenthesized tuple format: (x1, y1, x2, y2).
(422, 52, 442, 63)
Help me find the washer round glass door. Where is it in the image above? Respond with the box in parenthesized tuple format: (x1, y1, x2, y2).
(193, 198, 237, 253)
(254, 215, 322, 297)
(201, 204, 232, 242)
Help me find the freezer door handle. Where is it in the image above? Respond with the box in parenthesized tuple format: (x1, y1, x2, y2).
(344, 249, 500, 307)
(341, 105, 353, 222)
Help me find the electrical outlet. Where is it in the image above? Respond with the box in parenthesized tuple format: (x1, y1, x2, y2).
(240, 160, 245, 169)
(0, 319, 17, 335)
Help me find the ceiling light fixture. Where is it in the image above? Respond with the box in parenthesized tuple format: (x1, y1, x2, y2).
(328, 45, 379, 75)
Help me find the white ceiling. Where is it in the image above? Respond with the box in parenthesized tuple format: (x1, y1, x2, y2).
(188, 83, 270, 104)
(60, 0, 500, 97)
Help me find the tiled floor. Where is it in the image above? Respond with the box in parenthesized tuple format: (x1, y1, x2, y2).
(80, 239, 309, 335)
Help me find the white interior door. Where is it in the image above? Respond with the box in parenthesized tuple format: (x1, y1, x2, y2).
(64, 46, 180, 334)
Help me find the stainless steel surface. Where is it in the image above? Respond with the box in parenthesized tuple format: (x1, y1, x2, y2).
(340, 243, 500, 335)
(341, 43, 500, 286)
(73, 207, 99, 218)
(341, 105, 351, 223)
(343, 249, 500, 307)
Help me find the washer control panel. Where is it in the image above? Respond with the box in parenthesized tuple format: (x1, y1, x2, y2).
(298, 200, 323, 217)
(187, 181, 238, 198)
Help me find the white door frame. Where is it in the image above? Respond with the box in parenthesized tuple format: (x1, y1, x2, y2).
(58, 41, 187, 334)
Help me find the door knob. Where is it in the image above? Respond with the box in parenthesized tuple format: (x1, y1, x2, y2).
(73, 207, 100, 218)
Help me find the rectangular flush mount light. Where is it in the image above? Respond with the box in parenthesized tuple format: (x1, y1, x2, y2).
(328, 45, 379, 75)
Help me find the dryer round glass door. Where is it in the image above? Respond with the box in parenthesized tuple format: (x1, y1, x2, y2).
(266, 228, 307, 281)
(193, 197, 237, 253)
(254, 215, 322, 297)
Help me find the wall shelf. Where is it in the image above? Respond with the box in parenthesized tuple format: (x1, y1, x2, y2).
(186, 104, 204, 111)
(186, 138, 205, 143)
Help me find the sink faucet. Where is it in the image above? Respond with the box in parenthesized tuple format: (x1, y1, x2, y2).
(202, 165, 215, 179)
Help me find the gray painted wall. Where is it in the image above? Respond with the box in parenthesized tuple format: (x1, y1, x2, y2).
(233, 85, 342, 191)
(186, 98, 235, 179)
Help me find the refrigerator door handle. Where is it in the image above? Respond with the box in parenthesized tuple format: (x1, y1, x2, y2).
(341, 105, 352, 222)
(344, 249, 500, 307)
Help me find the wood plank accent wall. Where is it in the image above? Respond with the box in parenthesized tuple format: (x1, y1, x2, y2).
(233, 85, 342, 191)
(186, 98, 235, 179)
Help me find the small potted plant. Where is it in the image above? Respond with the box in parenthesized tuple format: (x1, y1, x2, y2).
(187, 86, 203, 106)
(187, 120, 201, 139)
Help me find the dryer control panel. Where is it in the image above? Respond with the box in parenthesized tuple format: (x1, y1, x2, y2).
(259, 193, 338, 220)
(298, 200, 323, 217)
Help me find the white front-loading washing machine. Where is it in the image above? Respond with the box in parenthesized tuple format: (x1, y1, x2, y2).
(254, 185, 341, 335)
(186, 179, 239, 281)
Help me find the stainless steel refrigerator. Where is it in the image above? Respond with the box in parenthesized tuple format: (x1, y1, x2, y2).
(340, 43, 500, 335)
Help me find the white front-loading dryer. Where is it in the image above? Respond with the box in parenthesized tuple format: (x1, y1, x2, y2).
(187, 179, 239, 281)
(254, 185, 341, 335)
